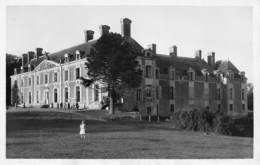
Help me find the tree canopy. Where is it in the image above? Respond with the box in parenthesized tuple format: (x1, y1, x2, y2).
(81, 33, 142, 113)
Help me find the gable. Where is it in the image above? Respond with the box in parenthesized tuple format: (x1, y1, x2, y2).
(34, 60, 59, 72)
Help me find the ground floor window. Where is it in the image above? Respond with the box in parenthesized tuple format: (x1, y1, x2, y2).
(29, 92, 31, 104)
(229, 104, 233, 111)
(76, 86, 80, 102)
(242, 104, 245, 111)
(65, 87, 68, 102)
(147, 107, 151, 115)
(136, 89, 142, 101)
(36, 91, 39, 103)
(170, 104, 174, 112)
(54, 89, 58, 103)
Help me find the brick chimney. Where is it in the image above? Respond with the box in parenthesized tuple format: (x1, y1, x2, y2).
(36, 48, 43, 59)
(148, 44, 156, 54)
(195, 50, 202, 59)
(207, 52, 215, 66)
(22, 53, 28, 66)
(169, 45, 177, 57)
(28, 51, 35, 63)
(99, 25, 110, 36)
(121, 18, 132, 37)
(85, 30, 94, 42)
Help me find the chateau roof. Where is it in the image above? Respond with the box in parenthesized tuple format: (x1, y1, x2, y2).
(154, 54, 211, 76)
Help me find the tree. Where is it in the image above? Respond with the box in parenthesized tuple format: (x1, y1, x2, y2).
(247, 83, 253, 111)
(6, 54, 21, 106)
(11, 80, 19, 106)
(81, 33, 142, 114)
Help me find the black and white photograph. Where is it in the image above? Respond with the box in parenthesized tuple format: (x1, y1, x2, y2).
(2, 0, 260, 164)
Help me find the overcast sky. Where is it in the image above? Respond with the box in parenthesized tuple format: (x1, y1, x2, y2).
(6, 6, 252, 82)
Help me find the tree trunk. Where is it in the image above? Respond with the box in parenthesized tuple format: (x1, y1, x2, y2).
(109, 86, 115, 114)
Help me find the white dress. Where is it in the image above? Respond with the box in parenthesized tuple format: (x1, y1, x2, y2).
(80, 124, 86, 135)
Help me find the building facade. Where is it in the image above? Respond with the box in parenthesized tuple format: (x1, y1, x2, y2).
(10, 18, 248, 117)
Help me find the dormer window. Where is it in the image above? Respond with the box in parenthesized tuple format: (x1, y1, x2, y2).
(76, 50, 80, 60)
(188, 68, 195, 81)
(65, 53, 69, 62)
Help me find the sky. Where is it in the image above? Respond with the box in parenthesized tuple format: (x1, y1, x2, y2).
(6, 6, 253, 82)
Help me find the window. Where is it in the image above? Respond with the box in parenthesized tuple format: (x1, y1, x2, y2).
(170, 86, 174, 100)
(241, 89, 245, 100)
(136, 89, 142, 101)
(21, 92, 23, 103)
(29, 92, 31, 104)
(65, 87, 69, 102)
(189, 72, 194, 81)
(147, 107, 151, 115)
(36, 76, 39, 85)
(76, 68, 80, 79)
(205, 73, 208, 81)
(145, 65, 152, 78)
(146, 86, 152, 97)
(242, 104, 245, 111)
(94, 84, 99, 101)
(45, 74, 48, 84)
(171, 70, 175, 80)
(21, 80, 23, 87)
(54, 89, 58, 103)
(170, 104, 175, 112)
(65, 54, 69, 62)
(218, 104, 221, 111)
(28, 77, 31, 86)
(156, 86, 159, 99)
(54, 72, 58, 82)
(163, 68, 168, 74)
(155, 69, 159, 79)
(229, 104, 233, 111)
(217, 88, 221, 100)
(229, 88, 233, 100)
(65, 70, 68, 81)
(76, 86, 80, 102)
(36, 91, 39, 103)
(76, 52, 80, 60)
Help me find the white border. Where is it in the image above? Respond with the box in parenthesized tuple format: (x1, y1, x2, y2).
(1, 0, 260, 165)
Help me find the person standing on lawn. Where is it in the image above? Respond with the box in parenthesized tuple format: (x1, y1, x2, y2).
(80, 120, 86, 139)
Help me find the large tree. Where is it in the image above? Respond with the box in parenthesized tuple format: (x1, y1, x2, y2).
(247, 83, 253, 111)
(81, 33, 142, 114)
(11, 80, 19, 106)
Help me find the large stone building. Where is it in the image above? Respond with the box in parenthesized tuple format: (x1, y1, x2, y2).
(10, 18, 248, 117)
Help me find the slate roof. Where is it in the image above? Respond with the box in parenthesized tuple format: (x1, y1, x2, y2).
(154, 54, 211, 76)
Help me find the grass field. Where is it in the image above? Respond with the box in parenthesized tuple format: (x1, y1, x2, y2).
(6, 109, 253, 159)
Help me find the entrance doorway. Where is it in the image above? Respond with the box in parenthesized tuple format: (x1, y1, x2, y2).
(44, 91, 49, 105)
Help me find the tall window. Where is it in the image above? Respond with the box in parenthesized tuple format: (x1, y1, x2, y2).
(146, 86, 152, 97)
(229, 104, 233, 111)
(45, 74, 48, 84)
(170, 104, 175, 112)
(21, 92, 23, 103)
(29, 92, 31, 104)
(156, 86, 159, 99)
(171, 70, 175, 80)
(54, 72, 58, 82)
(76, 68, 80, 79)
(229, 88, 233, 100)
(136, 89, 142, 101)
(155, 69, 159, 79)
(36, 76, 39, 85)
(65, 87, 68, 102)
(145, 65, 152, 78)
(241, 89, 245, 100)
(76, 86, 80, 102)
(65, 70, 68, 81)
(205, 73, 209, 81)
(217, 88, 221, 100)
(94, 85, 99, 101)
(36, 91, 39, 103)
(242, 104, 245, 111)
(28, 77, 31, 86)
(54, 89, 58, 103)
(170, 86, 174, 100)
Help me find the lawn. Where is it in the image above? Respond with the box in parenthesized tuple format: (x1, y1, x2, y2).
(6, 110, 253, 159)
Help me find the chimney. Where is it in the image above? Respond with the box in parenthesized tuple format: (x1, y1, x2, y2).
(195, 50, 202, 59)
(22, 53, 28, 66)
(148, 44, 156, 54)
(207, 52, 215, 66)
(121, 18, 132, 37)
(85, 30, 94, 42)
(36, 48, 43, 59)
(99, 25, 110, 36)
(28, 51, 35, 63)
(169, 45, 177, 57)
